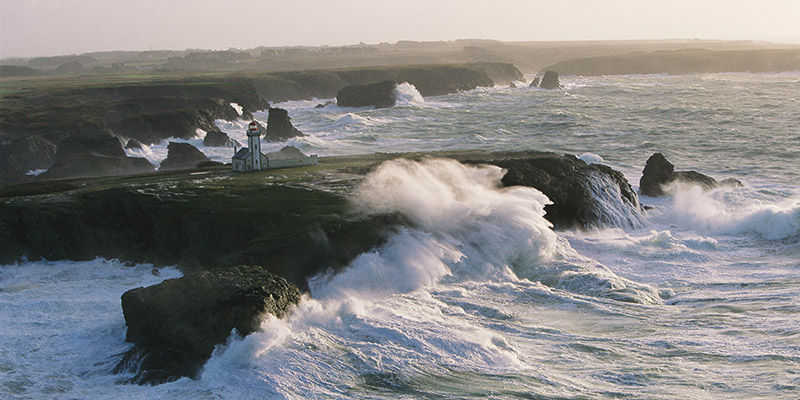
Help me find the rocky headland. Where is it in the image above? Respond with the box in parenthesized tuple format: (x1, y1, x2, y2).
(540, 48, 800, 76)
(0, 63, 521, 186)
(0, 149, 646, 384)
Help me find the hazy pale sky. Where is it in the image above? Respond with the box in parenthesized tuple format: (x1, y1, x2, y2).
(1, 0, 799, 58)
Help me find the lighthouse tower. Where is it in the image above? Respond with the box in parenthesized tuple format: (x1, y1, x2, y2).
(247, 121, 262, 171)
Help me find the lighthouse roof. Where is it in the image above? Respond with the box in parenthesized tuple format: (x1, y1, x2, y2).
(232, 147, 251, 160)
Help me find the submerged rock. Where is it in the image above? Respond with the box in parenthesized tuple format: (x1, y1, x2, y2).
(336, 80, 398, 109)
(538, 70, 561, 90)
(639, 153, 741, 197)
(265, 108, 305, 142)
(159, 142, 210, 171)
(116, 265, 301, 384)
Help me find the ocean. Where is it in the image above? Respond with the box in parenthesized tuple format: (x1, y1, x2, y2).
(3, 72, 799, 399)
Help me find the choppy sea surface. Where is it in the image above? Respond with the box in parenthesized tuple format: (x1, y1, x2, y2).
(3, 73, 799, 399)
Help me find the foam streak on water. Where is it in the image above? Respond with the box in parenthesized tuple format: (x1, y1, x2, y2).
(3, 72, 800, 399)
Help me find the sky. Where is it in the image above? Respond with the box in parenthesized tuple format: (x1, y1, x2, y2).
(1, 0, 799, 59)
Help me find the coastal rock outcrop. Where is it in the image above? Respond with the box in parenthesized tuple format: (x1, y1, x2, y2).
(639, 152, 742, 197)
(336, 80, 398, 109)
(529, 77, 540, 88)
(202, 129, 238, 147)
(158, 142, 210, 171)
(124, 138, 145, 150)
(489, 153, 641, 228)
(538, 70, 561, 90)
(116, 265, 301, 384)
(38, 135, 154, 180)
(265, 108, 305, 142)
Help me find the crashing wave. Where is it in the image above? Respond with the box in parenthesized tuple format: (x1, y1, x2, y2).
(394, 82, 424, 106)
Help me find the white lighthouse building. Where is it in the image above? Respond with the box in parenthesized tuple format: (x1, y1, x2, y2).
(231, 121, 318, 172)
(231, 121, 266, 172)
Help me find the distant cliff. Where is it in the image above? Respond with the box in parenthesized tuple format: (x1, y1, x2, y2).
(540, 48, 800, 76)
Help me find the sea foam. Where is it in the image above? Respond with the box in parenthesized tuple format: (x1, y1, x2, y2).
(665, 183, 800, 240)
(394, 82, 425, 106)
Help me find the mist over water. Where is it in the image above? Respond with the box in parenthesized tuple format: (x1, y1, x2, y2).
(5, 72, 800, 399)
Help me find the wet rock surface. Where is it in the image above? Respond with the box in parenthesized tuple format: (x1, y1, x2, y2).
(116, 265, 301, 384)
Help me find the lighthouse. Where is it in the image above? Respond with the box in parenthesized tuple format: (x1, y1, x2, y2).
(232, 118, 318, 172)
(246, 121, 262, 171)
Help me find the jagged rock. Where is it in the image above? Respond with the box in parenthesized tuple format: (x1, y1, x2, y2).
(266, 145, 306, 160)
(639, 153, 741, 197)
(510, 81, 517, 88)
(39, 135, 154, 180)
(336, 80, 398, 109)
(202, 129, 238, 147)
(116, 265, 301, 384)
(4, 136, 58, 176)
(488, 153, 641, 229)
(539, 71, 561, 90)
(529, 77, 540, 88)
(125, 138, 145, 150)
(314, 101, 334, 109)
(265, 108, 305, 142)
(158, 142, 210, 171)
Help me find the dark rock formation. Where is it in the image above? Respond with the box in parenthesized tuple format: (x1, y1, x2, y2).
(509, 81, 517, 88)
(0, 180, 401, 288)
(38, 135, 154, 180)
(465, 62, 524, 86)
(1, 136, 58, 181)
(488, 153, 641, 229)
(639, 153, 742, 197)
(159, 142, 210, 171)
(116, 265, 301, 384)
(202, 129, 238, 147)
(539, 71, 561, 90)
(336, 80, 398, 109)
(125, 138, 145, 150)
(529, 77, 541, 88)
(315, 101, 334, 109)
(266, 145, 306, 160)
(265, 108, 305, 142)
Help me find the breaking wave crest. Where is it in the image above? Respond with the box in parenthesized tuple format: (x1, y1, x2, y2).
(394, 82, 424, 106)
(664, 183, 800, 240)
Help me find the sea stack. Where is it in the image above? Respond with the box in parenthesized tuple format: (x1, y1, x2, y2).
(539, 71, 561, 90)
(158, 142, 210, 171)
(265, 108, 305, 142)
(336, 80, 398, 108)
(639, 152, 742, 197)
